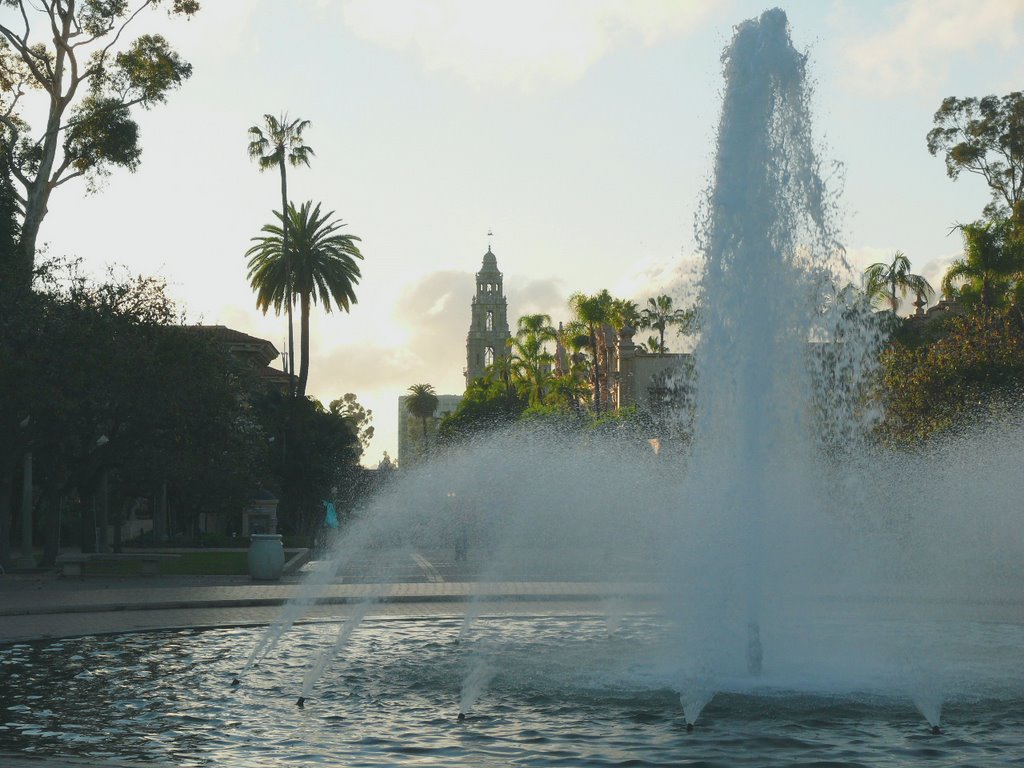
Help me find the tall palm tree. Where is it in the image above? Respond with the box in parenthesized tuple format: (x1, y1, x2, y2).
(639, 295, 692, 354)
(246, 201, 363, 396)
(941, 220, 1021, 311)
(864, 251, 934, 314)
(248, 113, 315, 390)
(405, 383, 439, 455)
(569, 290, 614, 413)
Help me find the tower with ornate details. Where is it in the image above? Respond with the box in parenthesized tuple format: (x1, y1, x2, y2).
(465, 245, 511, 385)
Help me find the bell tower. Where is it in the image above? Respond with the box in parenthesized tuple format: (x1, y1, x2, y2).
(466, 244, 511, 385)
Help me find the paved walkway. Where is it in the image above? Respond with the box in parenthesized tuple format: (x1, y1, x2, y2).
(0, 567, 662, 643)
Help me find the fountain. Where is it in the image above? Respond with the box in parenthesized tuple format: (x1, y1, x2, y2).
(2, 8, 1023, 765)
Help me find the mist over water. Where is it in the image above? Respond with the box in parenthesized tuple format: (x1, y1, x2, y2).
(248, 4, 1024, 729)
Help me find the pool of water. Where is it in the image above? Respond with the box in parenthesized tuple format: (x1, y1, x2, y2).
(2, 614, 1023, 766)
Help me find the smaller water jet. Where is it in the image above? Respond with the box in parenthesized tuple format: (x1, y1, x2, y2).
(679, 676, 716, 731)
(459, 649, 497, 718)
(298, 604, 370, 703)
(746, 622, 762, 675)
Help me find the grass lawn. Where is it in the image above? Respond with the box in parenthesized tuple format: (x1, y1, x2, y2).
(80, 550, 300, 576)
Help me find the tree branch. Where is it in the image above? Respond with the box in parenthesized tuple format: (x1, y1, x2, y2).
(99, 0, 157, 59)
(0, 24, 51, 88)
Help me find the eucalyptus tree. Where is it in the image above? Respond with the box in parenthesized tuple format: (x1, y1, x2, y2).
(245, 201, 363, 397)
(927, 92, 1024, 225)
(639, 295, 692, 354)
(864, 251, 934, 314)
(405, 383, 439, 453)
(247, 113, 314, 387)
(0, 0, 199, 290)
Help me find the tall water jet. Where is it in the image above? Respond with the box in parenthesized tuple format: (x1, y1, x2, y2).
(679, 7, 871, 680)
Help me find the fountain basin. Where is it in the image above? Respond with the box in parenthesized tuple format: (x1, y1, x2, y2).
(2, 611, 1023, 765)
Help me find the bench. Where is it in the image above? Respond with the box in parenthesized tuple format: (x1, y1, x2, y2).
(57, 552, 180, 576)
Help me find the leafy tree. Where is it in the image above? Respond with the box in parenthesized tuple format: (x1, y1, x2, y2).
(941, 219, 1024, 311)
(437, 375, 526, 445)
(245, 200, 363, 396)
(544, 371, 589, 410)
(927, 92, 1024, 226)
(877, 310, 1024, 445)
(2, 262, 264, 564)
(405, 383, 439, 453)
(254, 391, 359, 534)
(329, 392, 374, 457)
(247, 113, 314, 387)
(639, 294, 692, 353)
(0, 0, 199, 289)
(864, 251, 934, 314)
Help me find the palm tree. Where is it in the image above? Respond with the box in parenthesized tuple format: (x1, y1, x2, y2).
(941, 220, 1021, 311)
(864, 251, 934, 314)
(569, 290, 614, 413)
(641, 334, 663, 354)
(609, 298, 641, 331)
(246, 201, 363, 396)
(405, 383, 439, 454)
(248, 113, 315, 390)
(507, 314, 556, 405)
(639, 295, 692, 354)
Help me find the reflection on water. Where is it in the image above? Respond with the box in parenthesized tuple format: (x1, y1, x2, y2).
(2, 616, 1023, 766)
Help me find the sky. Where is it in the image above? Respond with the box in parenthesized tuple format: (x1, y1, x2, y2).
(14, 0, 1024, 466)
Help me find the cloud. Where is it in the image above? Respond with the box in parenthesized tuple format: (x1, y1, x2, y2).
(340, 0, 716, 91)
(505, 276, 568, 321)
(839, 0, 1024, 96)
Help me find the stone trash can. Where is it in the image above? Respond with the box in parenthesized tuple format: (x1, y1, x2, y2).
(248, 533, 285, 580)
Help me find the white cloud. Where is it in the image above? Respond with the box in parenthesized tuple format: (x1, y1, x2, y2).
(840, 0, 1024, 96)
(340, 0, 717, 90)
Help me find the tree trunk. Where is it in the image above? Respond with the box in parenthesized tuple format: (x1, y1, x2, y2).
(0, 465, 12, 570)
(279, 161, 295, 393)
(589, 330, 602, 414)
(16, 57, 69, 291)
(41, 480, 61, 567)
(154, 481, 168, 544)
(298, 292, 310, 396)
(95, 468, 109, 553)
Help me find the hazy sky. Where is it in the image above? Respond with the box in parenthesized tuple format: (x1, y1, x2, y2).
(19, 0, 1024, 466)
